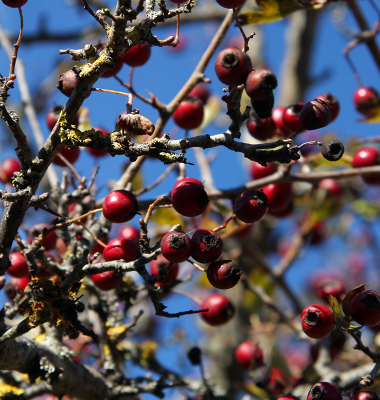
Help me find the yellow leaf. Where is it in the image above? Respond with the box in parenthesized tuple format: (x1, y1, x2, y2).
(108, 325, 127, 337)
(357, 105, 380, 123)
(198, 96, 221, 131)
(328, 295, 362, 333)
(239, 0, 323, 25)
(131, 169, 144, 192)
(150, 207, 183, 226)
(77, 107, 92, 131)
(34, 332, 46, 342)
(0, 380, 24, 396)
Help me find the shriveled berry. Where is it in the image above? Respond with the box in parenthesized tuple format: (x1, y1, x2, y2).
(321, 139, 344, 162)
(307, 382, 342, 400)
(245, 69, 277, 101)
(103, 190, 139, 224)
(235, 341, 263, 370)
(103, 238, 139, 262)
(351, 392, 380, 400)
(189, 83, 210, 104)
(118, 112, 155, 136)
(299, 99, 331, 130)
(57, 70, 77, 98)
(161, 230, 193, 263)
(350, 290, 380, 326)
(215, 0, 245, 9)
(52, 146, 80, 166)
(215, 47, 252, 87)
(91, 271, 122, 291)
(86, 128, 109, 157)
(283, 103, 305, 132)
(262, 183, 292, 212)
(2, 0, 28, 6)
(150, 255, 179, 286)
(301, 304, 336, 339)
(316, 93, 340, 122)
(171, 181, 209, 217)
(8, 252, 29, 278)
(0, 158, 21, 184)
(191, 229, 223, 264)
(122, 41, 151, 67)
(200, 293, 235, 326)
(173, 97, 204, 130)
(206, 260, 241, 289)
(251, 93, 274, 119)
(353, 86, 380, 116)
(46, 105, 79, 131)
(29, 223, 58, 251)
(233, 189, 268, 223)
(250, 162, 277, 180)
(247, 116, 276, 141)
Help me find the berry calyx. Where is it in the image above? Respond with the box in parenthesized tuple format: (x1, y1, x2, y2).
(200, 293, 235, 326)
(46, 105, 79, 131)
(353, 86, 380, 116)
(2, 0, 28, 7)
(301, 304, 336, 339)
(52, 146, 80, 166)
(245, 69, 278, 101)
(161, 230, 193, 263)
(57, 70, 77, 98)
(191, 229, 223, 264)
(215, 47, 252, 87)
(171, 181, 209, 217)
(321, 139, 344, 162)
(235, 341, 263, 370)
(352, 147, 380, 184)
(350, 290, 380, 326)
(316, 93, 340, 122)
(173, 97, 204, 130)
(250, 162, 277, 180)
(262, 183, 292, 212)
(299, 99, 331, 130)
(247, 116, 276, 141)
(8, 252, 29, 278)
(150, 255, 179, 286)
(122, 41, 151, 67)
(103, 190, 139, 224)
(307, 382, 342, 400)
(206, 260, 241, 289)
(233, 189, 268, 223)
(282, 103, 305, 132)
(189, 83, 210, 104)
(103, 238, 140, 262)
(0, 158, 21, 184)
(91, 271, 122, 291)
(215, 0, 245, 9)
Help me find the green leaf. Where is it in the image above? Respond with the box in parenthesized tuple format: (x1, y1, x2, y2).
(328, 295, 362, 333)
(351, 199, 379, 220)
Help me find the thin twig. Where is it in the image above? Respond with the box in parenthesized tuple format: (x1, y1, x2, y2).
(9, 7, 23, 77)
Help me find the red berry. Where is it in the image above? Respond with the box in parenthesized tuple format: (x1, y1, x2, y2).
(350, 290, 380, 326)
(278, 396, 300, 400)
(2, 0, 28, 7)
(310, 221, 325, 245)
(200, 293, 235, 326)
(46, 105, 79, 131)
(122, 41, 151, 67)
(267, 367, 287, 396)
(318, 179, 343, 198)
(29, 223, 58, 251)
(150, 255, 179, 286)
(233, 189, 268, 223)
(250, 162, 277, 180)
(301, 304, 336, 339)
(86, 127, 109, 157)
(191, 229, 223, 264)
(119, 225, 140, 243)
(215, 0, 245, 9)
(189, 83, 210, 104)
(245, 69, 277, 101)
(5, 276, 30, 299)
(171, 181, 209, 217)
(251, 94, 275, 119)
(0, 158, 21, 184)
(57, 70, 78, 98)
(299, 99, 331, 130)
(235, 341, 263, 370)
(172, 177, 203, 193)
(101, 57, 123, 78)
(352, 147, 380, 185)
(272, 106, 292, 136)
(312, 275, 345, 302)
(52, 146, 80, 166)
(351, 392, 380, 400)
(353, 86, 380, 116)
(103, 238, 139, 262)
(173, 97, 204, 130)
(283, 103, 305, 132)
(8, 252, 29, 278)
(262, 183, 292, 212)
(247, 116, 276, 141)
(215, 47, 252, 87)
(206, 260, 241, 289)
(316, 93, 340, 122)
(267, 200, 293, 218)
(91, 271, 122, 291)
(307, 382, 342, 400)
(103, 190, 139, 224)
(90, 237, 108, 258)
(161, 230, 193, 263)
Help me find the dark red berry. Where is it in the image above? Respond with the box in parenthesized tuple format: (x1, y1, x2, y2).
(318, 179, 343, 198)
(122, 41, 151, 67)
(233, 189, 268, 223)
(172, 177, 203, 193)
(235, 341, 263, 370)
(350, 290, 380, 326)
(52, 146, 80, 166)
(351, 392, 380, 400)
(353, 86, 380, 116)
(2, 0, 28, 7)
(250, 162, 277, 180)
(46, 105, 79, 131)
(150, 255, 179, 286)
(312, 275, 345, 302)
(267, 200, 293, 218)
(57, 70, 78, 98)
(245, 69, 277, 101)
(267, 367, 287, 396)
(173, 97, 204, 130)
(119, 225, 140, 243)
(171, 181, 209, 217)
(283, 103, 305, 132)
(316, 93, 340, 122)
(215, 47, 252, 87)
(299, 99, 331, 130)
(200, 293, 235, 326)
(5, 276, 30, 299)
(262, 183, 292, 212)
(215, 0, 245, 9)
(352, 147, 380, 184)
(247, 116, 276, 141)
(307, 382, 342, 400)
(8, 252, 29, 278)
(251, 93, 275, 119)
(0, 158, 21, 184)
(161, 230, 193, 263)
(278, 396, 300, 400)
(29, 223, 58, 251)
(86, 127, 109, 157)
(103, 190, 139, 224)
(169, 0, 188, 4)
(310, 221, 325, 245)
(91, 271, 122, 291)
(301, 304, 336, 339)
(191, 229, 223, 264)
(206, 260, 241, 289)
(101, 57, 123, 78)
(189, 83, 210, 104)
(272, 106, 292, 136)
(103, 238, 139, 262)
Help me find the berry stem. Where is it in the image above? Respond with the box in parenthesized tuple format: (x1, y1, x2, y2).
(77, 221, 108, 248)
(349, 331, 378, 362)
(9, 7, 23, 78)
(186, 259, 205, 272)
(213, 214, 237, 233)
(232, 8, 252, 53)
(67, 208, 104, 225)
(91, 88, 134, 111)
(144, 195, 171, 225)
(343, 52, 364, 87)
(171, 288, 203, 305)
